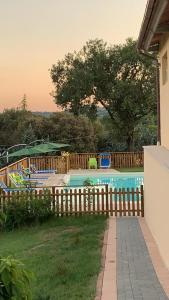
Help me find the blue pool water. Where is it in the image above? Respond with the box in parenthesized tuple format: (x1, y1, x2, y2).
(69, 173, 144, 190)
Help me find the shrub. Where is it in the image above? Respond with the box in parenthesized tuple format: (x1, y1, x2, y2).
(2, 190, 54, 230)
(36, 296, 51, 300)
(0, 212, 6, 230)
(83, 178, 93, 187)
(0, 256, 33, 299)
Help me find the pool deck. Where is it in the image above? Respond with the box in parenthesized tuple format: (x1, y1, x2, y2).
(31, 173, 69, 187)
(97, 217, 169, 300)
(68, 168, 120, 175)
(31, 169, 120, 187)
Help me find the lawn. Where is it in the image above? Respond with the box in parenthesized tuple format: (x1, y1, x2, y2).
(0, 216, 107, 300)
(117, 167, 144, 172)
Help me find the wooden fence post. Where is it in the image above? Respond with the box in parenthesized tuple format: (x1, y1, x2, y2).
(105, 184, 109, 216)
(0, 189, 2, 212)
(52, 187, 55, 214)
(141, 185, 144, 217)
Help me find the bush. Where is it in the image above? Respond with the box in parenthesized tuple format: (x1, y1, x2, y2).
(83, 178, 93, 186)
(0, 256, 33, 299)
(0, 212, 6, 230)
(2, 190, 54, 230)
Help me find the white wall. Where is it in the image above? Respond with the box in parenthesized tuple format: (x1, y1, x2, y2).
(144, 145, 169, 270)
(160, 34, 169, 150)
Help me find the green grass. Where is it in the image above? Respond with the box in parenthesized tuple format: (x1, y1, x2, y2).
(0, 216, 107, 300)
(117, 167, 144, 172)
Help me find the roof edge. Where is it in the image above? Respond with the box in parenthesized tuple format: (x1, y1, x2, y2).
(137, 0, 168, 51)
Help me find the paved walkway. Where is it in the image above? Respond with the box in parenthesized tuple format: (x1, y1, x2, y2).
(117, 218, 168, 300)
(99, 217, 169, 300)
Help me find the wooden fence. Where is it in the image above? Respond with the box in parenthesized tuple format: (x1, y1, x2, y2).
(30, 156, 69, 173)
(69, 152, 144, 169)
(28, 152, 144, 172)
(0, 185, 144, 217)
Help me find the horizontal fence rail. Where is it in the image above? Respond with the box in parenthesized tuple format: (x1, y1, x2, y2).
(0, 185, 144, 217)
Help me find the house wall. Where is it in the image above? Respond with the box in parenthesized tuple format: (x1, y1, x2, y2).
(144, 145, 169, 270)
(159, 34, 169, 150)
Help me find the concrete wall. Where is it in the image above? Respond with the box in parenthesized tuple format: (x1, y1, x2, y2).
(144, 145, 169, 270)
(159, 34, 169, 150)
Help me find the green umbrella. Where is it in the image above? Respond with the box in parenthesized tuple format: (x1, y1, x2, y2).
(0, 142, 70, 159)
(36, 142, 70, 150)
(7, 146, 58, 157)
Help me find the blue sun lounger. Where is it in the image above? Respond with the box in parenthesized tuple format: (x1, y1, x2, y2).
(18, 170, 48, 181)
(0, 181, 28, 192)
(30, 164, 56, 174)
(99, 153, 111, 169)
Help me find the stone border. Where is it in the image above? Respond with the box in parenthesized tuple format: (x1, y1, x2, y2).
(68, 169, 120, 175)
(95, 219, 109, 300)
(139, 218, 169, 297)
(95, 217, 117, 300)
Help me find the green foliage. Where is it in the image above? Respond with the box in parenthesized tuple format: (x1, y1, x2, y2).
(0, 110, 96, 157)
(3, 191, 54, 230)
(51, 38, 156, 151)
(0, 109, 32, 146)
(134, 114, 157, 150)
(83, 178, 93, 186)
(21, 123, 36, 144)
(46, 113, 96, 152)
(94, 113, 157, 152)
(0, 212, 6, 230)
(36, 296, 51, 300)
(0, 256, 32, 299)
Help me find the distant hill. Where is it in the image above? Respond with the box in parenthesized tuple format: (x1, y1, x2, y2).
(32, 108, 108, 118)
(32, 112, 53, 117)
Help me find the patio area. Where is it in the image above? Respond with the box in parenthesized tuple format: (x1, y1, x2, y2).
(30, 172, 70, 187)
(31, 169, 120, 187)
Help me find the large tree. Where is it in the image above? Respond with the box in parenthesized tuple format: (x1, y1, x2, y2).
(51, 38, 156, 151)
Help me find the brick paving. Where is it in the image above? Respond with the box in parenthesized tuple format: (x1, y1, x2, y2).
(116, 218, 168, 300)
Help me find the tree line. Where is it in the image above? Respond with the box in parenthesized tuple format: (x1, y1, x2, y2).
(0, 108, 156, 154)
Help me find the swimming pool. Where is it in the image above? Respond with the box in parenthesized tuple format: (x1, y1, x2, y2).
(68, 173, 144, 190)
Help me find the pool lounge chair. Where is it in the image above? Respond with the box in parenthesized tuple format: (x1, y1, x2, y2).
(100, 156, 111, 169)
(9, 173, 41, 188)
(30, 164, 56, 174)
(98, 152, 111, 169)
(19, 164, 49, 179)
(18, 170, 48, 181)
(10, 170, 44, 185)
(88, 158, 97, 169)
(0, 181, 28, 192)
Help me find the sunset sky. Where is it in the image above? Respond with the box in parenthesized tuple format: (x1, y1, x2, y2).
(0, 0, 147, 112)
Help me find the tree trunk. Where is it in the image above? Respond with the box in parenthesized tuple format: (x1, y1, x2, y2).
(126, 132, 134, 152)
